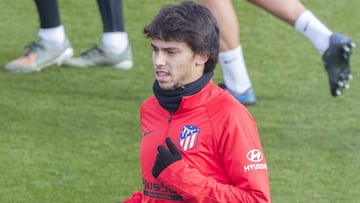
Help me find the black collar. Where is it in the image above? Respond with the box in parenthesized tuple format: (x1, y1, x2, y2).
(153, 71, 214, 112)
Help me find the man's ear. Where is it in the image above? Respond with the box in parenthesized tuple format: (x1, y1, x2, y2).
(196, 53, 210, 65)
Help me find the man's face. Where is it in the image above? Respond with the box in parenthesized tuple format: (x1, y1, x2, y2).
(150, 39, 207, 90)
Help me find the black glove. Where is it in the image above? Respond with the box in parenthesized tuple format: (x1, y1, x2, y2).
(152, 137, 182, 178)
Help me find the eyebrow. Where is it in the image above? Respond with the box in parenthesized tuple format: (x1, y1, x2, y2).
(151, 43, 180, 52)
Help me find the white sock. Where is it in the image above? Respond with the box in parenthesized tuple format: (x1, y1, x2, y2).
(295, 10, 333, 55)
(219, 45, 252, 94)
(38, 25, 66, 47)
(102, 32, 129, 54)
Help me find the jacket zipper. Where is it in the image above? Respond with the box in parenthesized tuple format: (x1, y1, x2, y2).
(168, 112, 173, 123)
(164, 112, 173, 142)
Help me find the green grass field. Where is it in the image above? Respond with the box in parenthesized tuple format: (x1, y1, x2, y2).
(0, 0, 359, 202)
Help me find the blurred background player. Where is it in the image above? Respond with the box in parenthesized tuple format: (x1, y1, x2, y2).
(4, 0, 133, 73)
(200, 0, 356, 105)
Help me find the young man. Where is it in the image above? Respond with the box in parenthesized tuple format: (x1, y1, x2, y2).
(122, 1, 270, 203)
(4, 0, 133, 73)
(200, 0, 356, 105)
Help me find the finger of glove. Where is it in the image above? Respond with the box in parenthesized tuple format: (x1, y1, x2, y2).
(165, 137, 181, 157)
(151, 162, 162, 178)
(152, 146, 171, 178)
(154, 152, 162, 163)
(157, 145, 171, 157)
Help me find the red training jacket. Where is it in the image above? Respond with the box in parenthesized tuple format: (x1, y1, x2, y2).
(124, 81, 270, 203)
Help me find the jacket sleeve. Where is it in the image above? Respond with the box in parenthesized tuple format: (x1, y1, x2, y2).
(157, 107, 270, 203)
(122, 191, 142, 203)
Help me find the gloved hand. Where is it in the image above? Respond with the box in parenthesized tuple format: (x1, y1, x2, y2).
(152, 137, 182, 178)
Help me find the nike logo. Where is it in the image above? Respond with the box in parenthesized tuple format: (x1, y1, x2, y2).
(143, 130, 156, 136)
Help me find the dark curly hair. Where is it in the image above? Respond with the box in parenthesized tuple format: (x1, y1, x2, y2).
(143, 1, 219, 73)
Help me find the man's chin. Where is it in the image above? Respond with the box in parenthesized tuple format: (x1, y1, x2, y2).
(158, 82, 174, 91)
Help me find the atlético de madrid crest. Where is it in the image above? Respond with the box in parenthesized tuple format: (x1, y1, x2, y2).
(179, 125, 200, 151)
